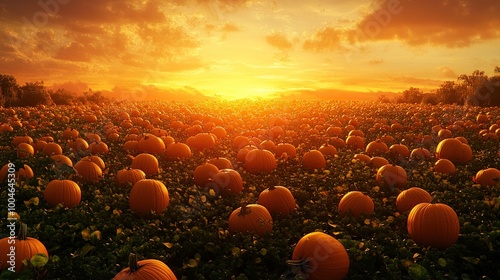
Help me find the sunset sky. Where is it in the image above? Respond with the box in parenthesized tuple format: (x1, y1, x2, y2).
(0, 0, 499, 101)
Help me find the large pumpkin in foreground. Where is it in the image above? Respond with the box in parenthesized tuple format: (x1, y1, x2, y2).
(287, 232, 349, 280)
(113, 253, 177, 280)
(407, 203, 459, 249)
(228, 204, 273, 236)
(129, 179, 170, 217)
(0, 223, 49, 273)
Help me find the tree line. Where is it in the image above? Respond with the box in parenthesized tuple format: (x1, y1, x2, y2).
(378, 67, 500, 106)
(0, 73, 110, 107)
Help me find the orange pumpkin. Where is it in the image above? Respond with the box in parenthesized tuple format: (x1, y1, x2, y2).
(287, 232, 349, 280)
(275, 143, 297, 159)
(410, 148, 431, 160)
(44, 179, 81, 208)
(389, 144, 410, 158)
(129, 179, 170, 217)
(228, 204, 273, 236)
(407, 203, 459, 249)
(338, 191, 374, 218)
(131, 153, 159, 176)
(318, 144, 337, 157)
(193, 163, 219, 187)
(345, 135, 364, 150)
(396, 187, 432, 213)
(136, 134, 166, 155)
(435, 138, 472, 164)
(17, 143, 34, 158)
(89, 141, 109, 155)
(258, 186, 296, 216)
(244, 149, 277, 174)
(165, 142, 192, 160)
(365, 139, 389, 156)
(115, 168, 146, 187)
(0, 223, 49, 273)
(42, 142, 63, 156)
(369, 156, 389, 168)
(302, 150, 326, 171)
(113, 253, 177, 280)
(207, 157, 233, 170)
(473, 168, 500, 186)
(189, 133, 217, 151)
(433, 159, 456, 174)
(376, 164, 407, 190)
(74, 158, 103, 183)
(211, 168, 243, 194)
(353, 153, 371, 163)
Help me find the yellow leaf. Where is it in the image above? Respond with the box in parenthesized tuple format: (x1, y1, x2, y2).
(163, 242, 173, 248)
(260, 248, 267, 255)
(91, 230, 101, 240)
(232, 247, 240, 256)
(104, 205, 110, 211)
(187, 259, 198, 267)
(364, 219, 371, 225)
(201, 195, 207, 203)
(81, 229, 91, 241)
(116, 228, 123, 235)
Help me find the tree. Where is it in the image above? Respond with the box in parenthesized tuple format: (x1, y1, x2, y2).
(435, 81, 462, 105)
(0, 74, 19, 107)
(396, 87, 423, 104)
(458, 70, 490, 106)
(17, 81, 53, 107)
(49, 88, 77, 105)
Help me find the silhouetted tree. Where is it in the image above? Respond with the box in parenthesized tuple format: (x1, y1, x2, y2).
(17, 81, 53, 107)
(396, 87, 423, 104)
(49, 88, 77, 105)
(435, 81, 462, 105)
(421, 93, 439, 105)
(0, 74, 19, 107)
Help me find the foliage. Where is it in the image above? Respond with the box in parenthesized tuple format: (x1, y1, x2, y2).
(0, 100, 500, 279)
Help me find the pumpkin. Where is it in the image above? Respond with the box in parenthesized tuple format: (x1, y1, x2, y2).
(193, 163, 220, 187)
(236, 145, 258, 162)
(473, 168, 500, 186)
(257, 186, 296, 216)
(396, 187, 432, 213)
(244, 149, 277, 174)
(129, 179, 170, 216)
(435, 138, 472, 164)
(17, 143, 34, 158)
(329, 137, 346, 149)
(211, 168, 243, 194)
(410, 148, 431, 160)
(11, 135, 34, 146)
(368, 156, 389, 168)
(210, 126, 227, 139)
(165, 142, 192, 160)
(433, 159, 456, 174)
(353, 153, 371, 163)
(345, 135, 364, 150)
(89, 141, 109, 154)
(0, 223, 49, 273)
(123, 140, 139, 153)
(62, 128, 79, 140)
(44, 179, 81, 208)
(74, 158, 103, 183)
(131, 153, 159, 176)
(51, 154, 73, 167)
(407, 203, 460, 249)
(16, 164, 34, 180)
(116, 168, 146, 187)
(42, 142, 63, 156)
(318, 144, 337, 156)
(389, 144, 410, 158)
(189, 132, 217, 151)
(113, 253, 177, 280)
(365, 139, 389, 156)
(33, 140, 47, 154)
(338, 191, 374, 218)
(376, 164, 407, 190)
(302, 150, 326, 171)
(137, 133, 166, 154)
(68, 138, 89, 151)
(228, 204, 273, 236)
(232, 135, 251, 149)
(259, 140, 276, 153)
(287, 232, 349, 280)
(275, 143, 297, 159)
(207, 157, 233, 169)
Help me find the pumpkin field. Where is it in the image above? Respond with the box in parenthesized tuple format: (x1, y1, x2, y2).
(1, 100, 500, 279)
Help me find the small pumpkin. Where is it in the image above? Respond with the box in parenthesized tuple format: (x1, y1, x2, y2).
(318, 144, 337, 157)
(345, 135, 364, 150)
(74, 158, 103, 183)
(396, 187, 432, 213)
(165, 142, 192, 160)
(410, 148, 431, 160)
(207, 157, 233, 170)
(302, 150, 326, 171)
(137, 133, 166, 155)
(42, 142, 63, 156)
(407, 203, 460, 249)
(287, 232, 349, 280)
(433, 159, 456, 174)
(0, 223, 49, 273)
(244, 149, 277, 174)
(131, 153, 159, 176)
(338, 191, 374, 218)
(368, 156, 389, 168)
(44, 179, 81, 208)
(376, 164, 407, 190)
(89, 141, 109, 154)
(257, 186, 296, 216)
(129, 179, 170, 217)
(473, 168, 500, 186)
(211, 168, 243, 194)
(275, 143, 297, 159)
(228, 204, 273, 236)
(17, 143, 34, 158)
(115, 168, 146, 187)
(365, 139, 389, 156)
(193, 163, 220, 187)
(113, 253, 177, 280)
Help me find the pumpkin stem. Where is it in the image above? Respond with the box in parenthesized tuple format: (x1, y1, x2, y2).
(128, 253, 140, 272)
(238, 204, 250, 216)
(268, 185, 276, 191)
(286, 258, 310, 274)
(17, 223, 28, 240)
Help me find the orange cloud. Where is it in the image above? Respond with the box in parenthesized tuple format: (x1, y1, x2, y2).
(266, 33, 293, 51)
(303, 27, 343, 52)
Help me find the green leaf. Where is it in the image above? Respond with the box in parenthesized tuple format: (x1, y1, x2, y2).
(30, 253, 49, 267)
(408, 263, 430, 280)
(438, 258, 447, 267)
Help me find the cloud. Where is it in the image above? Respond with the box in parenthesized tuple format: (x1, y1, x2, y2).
(368, 59, 384, 65)
(438, 66, 458, 79)
(102, 84, 215, 101)
(266, 33, 293, 51)
(302, 0, 500, 51)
